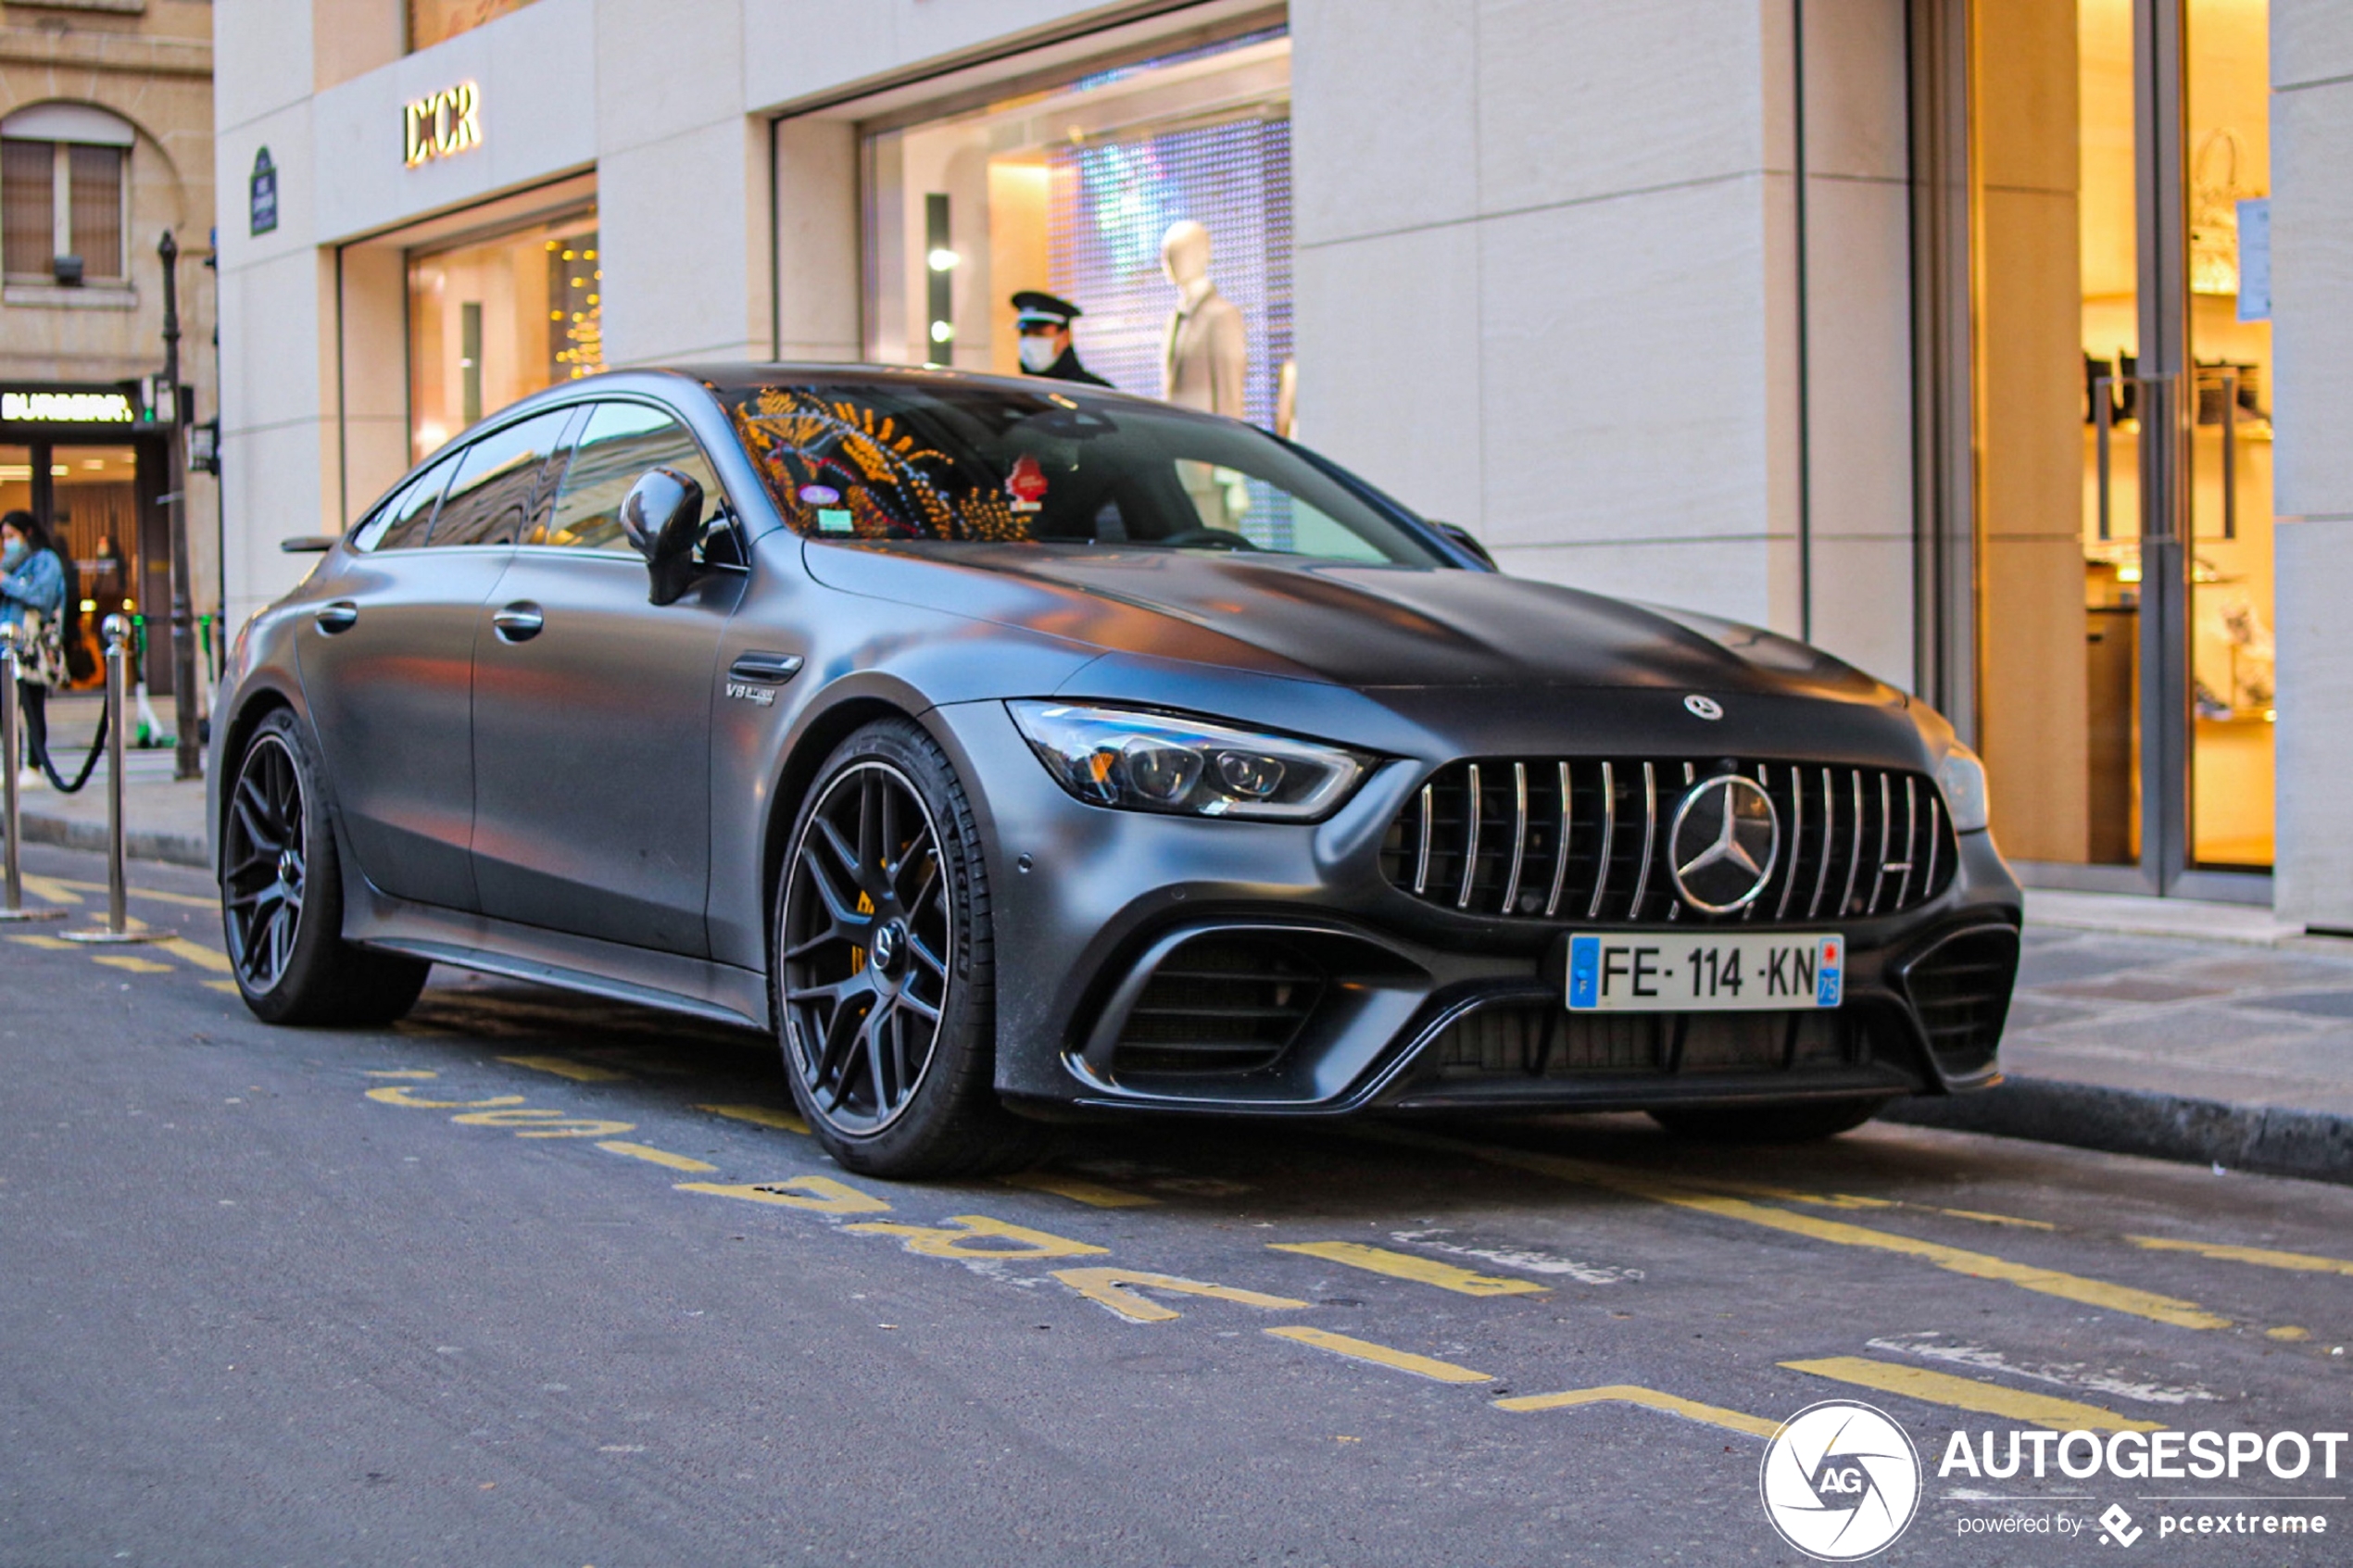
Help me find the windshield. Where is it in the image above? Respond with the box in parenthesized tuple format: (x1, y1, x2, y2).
(719, 381, 1444, 566)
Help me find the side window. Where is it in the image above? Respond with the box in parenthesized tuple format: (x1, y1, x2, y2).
(535, 401, 722, 552)
(351, 452, 458, 551)
(428, 409, 573, 548)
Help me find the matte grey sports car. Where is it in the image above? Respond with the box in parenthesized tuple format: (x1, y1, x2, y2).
(210, 367, 2020, 1176)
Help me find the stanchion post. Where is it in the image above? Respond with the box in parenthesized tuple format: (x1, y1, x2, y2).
(64, 615, 162, 945)
(1, 625, 66, 922)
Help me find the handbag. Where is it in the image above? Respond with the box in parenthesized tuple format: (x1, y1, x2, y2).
(15, 606, 68, 689)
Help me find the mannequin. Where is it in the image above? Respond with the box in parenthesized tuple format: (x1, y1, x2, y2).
(1158, 220, 1249, 529)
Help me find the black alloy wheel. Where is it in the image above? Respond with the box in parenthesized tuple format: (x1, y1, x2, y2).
(218, 709, 430, 1027)
(222, 731, 307, 993)
(774, 718, 1042, 1177)
(780, 759, 951, 1135)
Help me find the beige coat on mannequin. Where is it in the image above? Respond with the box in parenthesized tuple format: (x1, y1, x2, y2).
(1158, 220, 1246, 418)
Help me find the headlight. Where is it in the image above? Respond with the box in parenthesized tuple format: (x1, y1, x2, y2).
(1009, 701, 1369, 822)
(1938, 744, 1989, 833)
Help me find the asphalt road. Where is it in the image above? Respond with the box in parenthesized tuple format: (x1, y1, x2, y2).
(4, 841, 2349, 1567)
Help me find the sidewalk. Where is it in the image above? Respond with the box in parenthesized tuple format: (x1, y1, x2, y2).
(12, 693, 208, 869)
(8, 716, 2351, 1182)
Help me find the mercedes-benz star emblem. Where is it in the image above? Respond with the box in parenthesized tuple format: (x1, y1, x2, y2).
(1683, 694, 1724, 721)
(1668, 774, 1780, 913)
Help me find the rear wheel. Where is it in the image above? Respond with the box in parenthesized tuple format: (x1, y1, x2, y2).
(220, 709, 429, 1026)
(774, 718, 1042, 1178)
(1648, 1096, 1891, 1144)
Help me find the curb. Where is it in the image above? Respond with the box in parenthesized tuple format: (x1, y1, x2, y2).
(1883, 1078, 2353, 1187)
(18, 809, 209, 871)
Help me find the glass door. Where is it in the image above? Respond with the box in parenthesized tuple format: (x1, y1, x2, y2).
(1969, 0, 2271, 894)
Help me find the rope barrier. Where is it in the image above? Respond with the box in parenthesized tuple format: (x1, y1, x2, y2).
(37, 699, 109, 796)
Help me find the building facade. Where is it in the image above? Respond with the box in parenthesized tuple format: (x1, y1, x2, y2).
(214, 0, 2353, 928)
(5, 0, 217, 695)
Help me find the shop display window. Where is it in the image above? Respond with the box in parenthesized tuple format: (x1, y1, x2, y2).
(862, 29, 1298, 543)
(406, 208, 602, 461)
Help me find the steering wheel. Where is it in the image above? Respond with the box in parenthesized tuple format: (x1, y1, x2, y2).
(1157, 527, 1259, 551)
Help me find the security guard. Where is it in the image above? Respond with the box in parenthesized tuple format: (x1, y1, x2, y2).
(1010, 291, 1112, 387)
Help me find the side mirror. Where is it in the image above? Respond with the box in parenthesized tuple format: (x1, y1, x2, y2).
(1428, 519, 1498, 571)
(279, 534, 335, 554)
(620, 466, 705, 606)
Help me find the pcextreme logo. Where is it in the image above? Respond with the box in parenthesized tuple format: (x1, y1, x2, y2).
(1760, 1400, 1923, 1561)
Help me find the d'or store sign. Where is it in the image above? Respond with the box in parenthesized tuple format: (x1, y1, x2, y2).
(404, 82, 481, 168)
(1, 390, 134, 424)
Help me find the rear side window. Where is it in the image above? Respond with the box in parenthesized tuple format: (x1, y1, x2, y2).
(429, 409, 574, 548)
(351, 451, 459, 551)
(534, 401, 721, 552)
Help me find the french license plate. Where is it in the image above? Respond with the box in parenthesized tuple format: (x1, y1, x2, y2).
(1565, 932, 1844, 1012)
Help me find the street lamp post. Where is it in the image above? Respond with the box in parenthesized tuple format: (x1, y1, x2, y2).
(158, 231, 199, 782)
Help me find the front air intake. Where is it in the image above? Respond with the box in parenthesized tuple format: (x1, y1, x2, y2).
(1108, 935, 1325, 1075)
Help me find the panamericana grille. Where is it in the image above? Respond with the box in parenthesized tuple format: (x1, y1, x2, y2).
(1110, 935, 1325, 1075)
(1379, 759, 1957, 923)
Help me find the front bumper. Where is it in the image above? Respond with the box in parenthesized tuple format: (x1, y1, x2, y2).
(930, 699, 2021, 1118)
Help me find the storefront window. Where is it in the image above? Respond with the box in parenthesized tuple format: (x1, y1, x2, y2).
(406, 208, 602, 461)
(862, 30, 1295, 537)
(409, 0, 538, 53)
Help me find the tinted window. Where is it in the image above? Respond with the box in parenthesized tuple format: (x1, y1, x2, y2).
(351, 451, 459, 551)
(717, 383, 1443, 566)
(534, 401, 721, 552)
(429, 409, 573, 548)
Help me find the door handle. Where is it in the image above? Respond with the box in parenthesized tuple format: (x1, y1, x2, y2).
(314, 601, 359, 634)
(492, 601, 545, 643)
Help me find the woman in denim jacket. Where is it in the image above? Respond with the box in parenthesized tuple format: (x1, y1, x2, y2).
(2, 509, 68, 784)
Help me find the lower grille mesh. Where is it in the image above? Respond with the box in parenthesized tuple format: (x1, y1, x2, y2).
(1900, 925, 2019, 1077)
(1428, 1003, 1860, 1080)
(1111, 936, 1324, 1075)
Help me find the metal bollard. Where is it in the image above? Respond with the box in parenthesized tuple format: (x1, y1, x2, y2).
(2, 625, 67, 922)
(64, 615, 163, 946)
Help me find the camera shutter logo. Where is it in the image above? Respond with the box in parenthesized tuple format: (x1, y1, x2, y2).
(1759, 1400, 1921, 1561)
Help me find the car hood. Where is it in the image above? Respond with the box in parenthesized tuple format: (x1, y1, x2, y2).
(803, 541, 1902, 705)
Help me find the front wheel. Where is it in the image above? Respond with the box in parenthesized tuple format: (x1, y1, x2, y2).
(773, 718, 1042, 1178)
(1648, 1096, 1891, 1144)
(220, 709, 430, 1026)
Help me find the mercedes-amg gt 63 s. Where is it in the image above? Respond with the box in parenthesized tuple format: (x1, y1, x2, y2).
(210, 367, 2020, 1176)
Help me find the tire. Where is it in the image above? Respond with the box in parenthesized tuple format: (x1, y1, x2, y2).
(220, 709, 430, 1026)
(772, 717, 1044, 1179)
(1648, 1096, 1891, 1144)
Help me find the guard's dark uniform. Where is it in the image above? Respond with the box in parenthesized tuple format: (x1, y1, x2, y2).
(1011, 290, 1112, 387)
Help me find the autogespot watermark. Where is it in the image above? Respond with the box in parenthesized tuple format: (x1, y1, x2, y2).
(1759, 1405, 2347, 1559)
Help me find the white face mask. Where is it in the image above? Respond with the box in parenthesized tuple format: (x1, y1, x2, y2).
(1018, 335, 1061, 373)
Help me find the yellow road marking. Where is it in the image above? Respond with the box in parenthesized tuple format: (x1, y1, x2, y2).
(204, 979, 240, 995)
(678, 1176, 891, 1214)
(91, 955, 173, 973)
(499, 1054, 630, 1083)
(1264, 1326, 1491, 1384)
(44, 875, 214, 910)
(157, 936, 232, 973)
(367, 1085, 526, 1110)
(1052, 1268, 1307, 1323)
(19, 874, 82, 904)
(1366, 1128, 2230, 1331)
(449, 1108, 635, 1138)
(596, 1140, 717, 1173)
(1269, 1240, 1546, 1298)
(1000, 1171, 1160, 1209)
(844, 1214, 1112, 1260)
(1495, 1385, 1781, 1439)
(1782, 1356, 2163, 1433)
(2268, 1326, 2310, 1342)
(361, 1070, 440, 1079)
(10, 934, 75, 950)
(696, 1103, 811, 1135)
(1937, 1207, 2057, 1230)
(2129, 1235, 2353, 1277)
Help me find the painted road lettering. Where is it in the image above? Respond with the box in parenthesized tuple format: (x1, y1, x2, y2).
(1053, 1269, 1307, 1323)
(678, 1177, 891, 1214)
(844, 1214, 1111, 1261)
